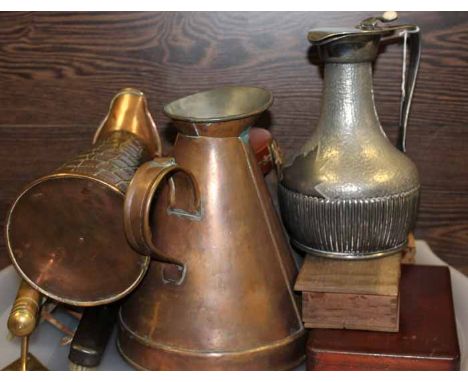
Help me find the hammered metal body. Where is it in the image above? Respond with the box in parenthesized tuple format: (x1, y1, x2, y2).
(280, 24, 421, 258)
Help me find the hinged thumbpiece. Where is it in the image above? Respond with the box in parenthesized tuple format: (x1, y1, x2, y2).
(359, 11, 399, 30)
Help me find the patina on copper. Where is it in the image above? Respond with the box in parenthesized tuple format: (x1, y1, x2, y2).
(119, 86, 306, 370)
(6, 89, 160, 306)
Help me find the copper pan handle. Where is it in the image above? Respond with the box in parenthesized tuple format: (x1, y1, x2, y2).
(124, 157, 201, 267)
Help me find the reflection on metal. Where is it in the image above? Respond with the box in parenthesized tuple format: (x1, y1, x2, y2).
(279, 13, 421, 259)
(6, 89, 161, 306)
(119, 86, 305, 370)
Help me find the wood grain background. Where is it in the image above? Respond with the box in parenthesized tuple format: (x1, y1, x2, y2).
(0, 12, 467, 274)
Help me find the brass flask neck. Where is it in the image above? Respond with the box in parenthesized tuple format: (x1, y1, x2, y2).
(94, 88, 162, 157)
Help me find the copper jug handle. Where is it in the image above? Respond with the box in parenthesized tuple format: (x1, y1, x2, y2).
(124, 157, 201, 267)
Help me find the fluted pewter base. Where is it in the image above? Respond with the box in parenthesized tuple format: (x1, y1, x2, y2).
(278, 183, 420, 259)
(290, 239, 406, 260)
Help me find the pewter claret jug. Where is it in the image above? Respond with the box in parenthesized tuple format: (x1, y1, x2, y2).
(279, 13, 421, 259)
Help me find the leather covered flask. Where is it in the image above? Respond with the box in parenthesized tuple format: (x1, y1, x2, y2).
(6, 88, 161, 306)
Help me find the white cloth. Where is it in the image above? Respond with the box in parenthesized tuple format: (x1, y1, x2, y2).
(0, 240, 466, 370)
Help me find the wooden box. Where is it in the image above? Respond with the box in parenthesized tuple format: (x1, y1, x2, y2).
(306, 265, 460, 371)
(295, 253, 402, 332)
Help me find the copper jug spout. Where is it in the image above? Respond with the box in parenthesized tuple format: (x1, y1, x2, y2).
(6, 89, 161, 306)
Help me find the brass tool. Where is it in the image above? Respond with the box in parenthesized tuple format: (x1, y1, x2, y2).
(3, 280, 47, 371)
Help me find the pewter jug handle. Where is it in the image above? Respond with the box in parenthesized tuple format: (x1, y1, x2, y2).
(362, 14, 421, 152)
(124, 157, 201, 267)
(396, 27, 421, 152)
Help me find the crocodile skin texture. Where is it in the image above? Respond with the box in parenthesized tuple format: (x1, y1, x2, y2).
(55, 131, 148, 194)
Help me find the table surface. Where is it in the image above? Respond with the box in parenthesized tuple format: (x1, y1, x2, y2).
(0, 241, 466, 371)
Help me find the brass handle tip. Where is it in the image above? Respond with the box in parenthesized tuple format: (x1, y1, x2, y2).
(7, 281, 41, 337)
(7, 310, 36, 337)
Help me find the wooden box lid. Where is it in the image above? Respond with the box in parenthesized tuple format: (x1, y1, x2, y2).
(295, 253, 401, 296)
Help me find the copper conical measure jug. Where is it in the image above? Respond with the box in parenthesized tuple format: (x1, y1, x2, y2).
(120, 86, 305, 370)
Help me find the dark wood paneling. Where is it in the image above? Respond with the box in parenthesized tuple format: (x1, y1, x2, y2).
(0, 12, 467, 274)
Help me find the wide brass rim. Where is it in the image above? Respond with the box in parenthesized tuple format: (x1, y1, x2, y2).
(163, 86, 273, 123)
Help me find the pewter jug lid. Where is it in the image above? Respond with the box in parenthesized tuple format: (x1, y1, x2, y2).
(308, 11, 419, 45)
